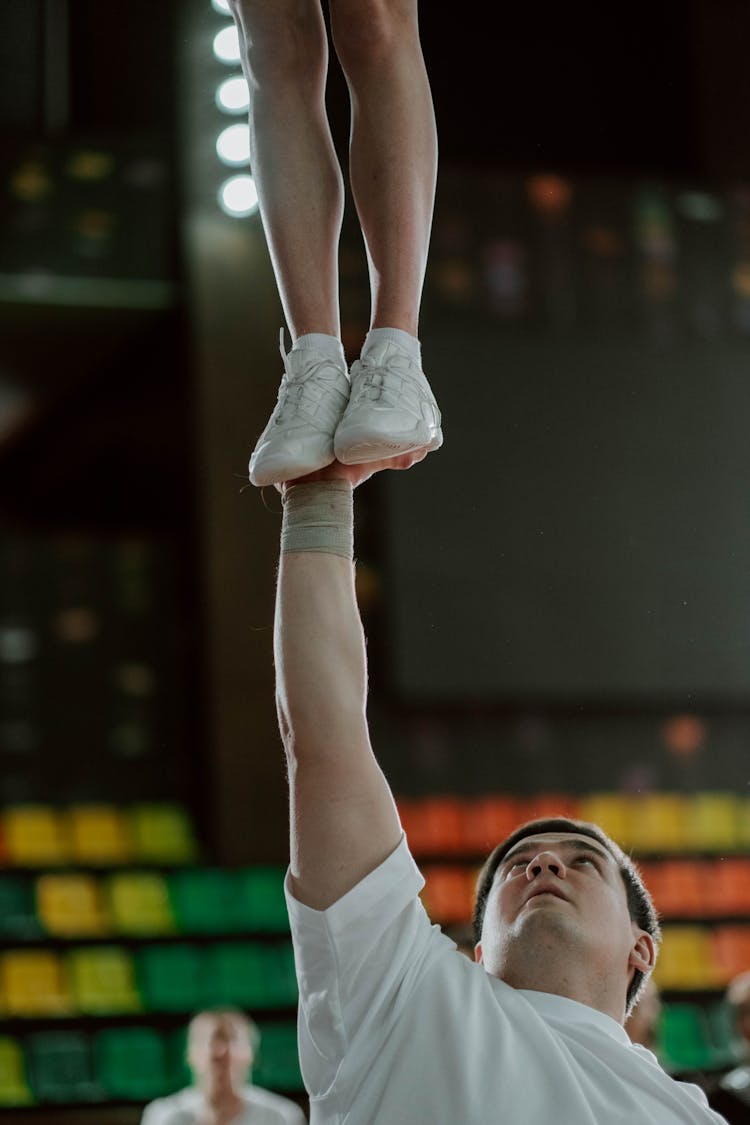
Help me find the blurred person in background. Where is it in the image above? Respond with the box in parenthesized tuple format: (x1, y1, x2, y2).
(140, 1008, 306, 1125)
(626, 976, 663, 1053)
(707, 972, 750, 1124)
(226, 0, 442, 489)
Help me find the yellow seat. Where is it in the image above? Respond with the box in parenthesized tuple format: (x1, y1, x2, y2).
(737, 798, 750, 849)
(36, 874, 110, 938)
(577, 794, 631, 848)
(67, 946, 141, 1014)
(1, 951, 73, 1016)
(129, 804, 197, 865)
(67, 805, 134, 865)
(0, 1036, 33, 1106)
(652, 926, 721, 990)
(627, 793, 687, 853)
(3, 806, 70, 866)
(684, 793, 741, 852)
(106, 872, 175, 936)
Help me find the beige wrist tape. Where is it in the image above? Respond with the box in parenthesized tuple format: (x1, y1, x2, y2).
(281, 480, 354, 559)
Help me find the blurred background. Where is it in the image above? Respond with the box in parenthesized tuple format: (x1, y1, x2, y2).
(2, 0, 750, 1121)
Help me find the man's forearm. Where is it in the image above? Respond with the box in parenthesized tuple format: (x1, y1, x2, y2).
(274, 480, 401, 908)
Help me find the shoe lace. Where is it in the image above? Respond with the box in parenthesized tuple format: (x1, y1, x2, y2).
(274, 328, 346, 426)
(349, 354, 413, 408)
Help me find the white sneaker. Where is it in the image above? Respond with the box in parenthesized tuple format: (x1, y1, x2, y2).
(248, 331, 350, 487)
(334, 337, 442, 465)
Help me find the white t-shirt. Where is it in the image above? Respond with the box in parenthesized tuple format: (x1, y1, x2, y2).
(140, 1084, 307, 1125)
(285, 837, 728, 1125)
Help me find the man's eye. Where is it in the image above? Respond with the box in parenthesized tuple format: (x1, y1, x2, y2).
(575, 855, 595, 866)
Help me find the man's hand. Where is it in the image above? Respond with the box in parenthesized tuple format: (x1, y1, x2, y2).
(280, 449, 428, 494)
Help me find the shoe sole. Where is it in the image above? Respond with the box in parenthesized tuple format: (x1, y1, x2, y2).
(248, 449, 336, 488)
(335, 429, 443, 465)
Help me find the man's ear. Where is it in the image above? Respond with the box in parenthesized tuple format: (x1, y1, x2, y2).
(629, 928, 656, 975)
(474, 941, 483, 965)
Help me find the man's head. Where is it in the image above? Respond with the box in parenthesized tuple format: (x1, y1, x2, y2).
(472, 817, 661, 1020)
(727, 971, 750, 1047)
(187, 1009, 259, 1094)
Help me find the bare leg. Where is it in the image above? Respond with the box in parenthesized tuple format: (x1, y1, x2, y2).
(330, 0, 438, 335)
(230, 0, 344, 340)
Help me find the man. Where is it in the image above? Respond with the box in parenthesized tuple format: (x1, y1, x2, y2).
(226, 1, 442, 488)
(140, 1009, 306, 1125)
(274, 457, 728, 1123)
(707, 972, 750, 1123)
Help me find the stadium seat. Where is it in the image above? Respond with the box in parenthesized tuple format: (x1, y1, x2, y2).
(522, 793, 581, 823)
(421, 866, 474, 924)
(1, 950, 73, 1016)
(705, 858, 750, 915)
(652, 927, 719, 990)
(577, 795, 631, 848)
(643, 861, 704, 918)
(168, 868, 237, 934)
(165, 1026, 191, 1091)
(658, 1003, 714, 1072)
(627, 794, 687, 853)
(36, 873, 110, 938)
(703, 1000, 746, 1069)
(106, 871, 175, 936)
(233, 867, 290, 933)
(95, 1026, 170, 1100)
(3, 806, 70, 866)
(203, 942, 296, 1009)
(0, 876, 43, 940)
(462, 796, 523, 855)
(255, 1023, 304, 1092)
(137, 944, 206, 1012)
(67, 946, 141, 1014)
(67, 804, 134, 865)
(0, 1036, 33, 1105)
(129, 804, 197, 864)
(27, 1031, 100, 1102)
(685, 793, 741, 852)
(711, 927, 750, 984)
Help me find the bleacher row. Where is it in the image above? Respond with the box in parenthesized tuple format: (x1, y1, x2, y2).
(0, 940, 297, 1016)
(396, 792, 750, 856)
(0, 803, 198, 867)
(420, 859, 750, 924)
(0, 1021, 303, 1107)
(0, 866, 290, 941)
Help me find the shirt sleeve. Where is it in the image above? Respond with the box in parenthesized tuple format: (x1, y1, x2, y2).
(285, 835, 450, 1100)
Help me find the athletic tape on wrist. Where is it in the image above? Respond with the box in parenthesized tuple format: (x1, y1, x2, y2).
(281, 480, 354, 559)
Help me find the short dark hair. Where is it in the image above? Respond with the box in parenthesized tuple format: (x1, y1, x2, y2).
(472, 817, 662, 1016)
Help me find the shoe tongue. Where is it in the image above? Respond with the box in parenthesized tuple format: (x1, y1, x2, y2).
(361, 338, 404, 365)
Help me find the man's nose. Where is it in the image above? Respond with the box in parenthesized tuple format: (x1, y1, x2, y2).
(526, 851, 567, 879)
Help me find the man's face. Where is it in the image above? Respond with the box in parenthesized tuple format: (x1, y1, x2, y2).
(188, 1014, 253, 1092)
(475, 832, 653, 1014)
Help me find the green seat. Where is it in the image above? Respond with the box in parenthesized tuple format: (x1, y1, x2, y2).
(0, 876, 43, 941)
(165, 1026, 191, 1092)
(95, 1027, 170, 1101)
(137, 944, 206, 1012)
(255, 1023, 304, 1093)
(168, 868, 236, 934)
(0, 1036, 33, 1106)
(201, 940, 294, 1012)
(658, 1003, 713, 1073)
(233, 868, 290, 933)
(27, 1031, 101, 1103)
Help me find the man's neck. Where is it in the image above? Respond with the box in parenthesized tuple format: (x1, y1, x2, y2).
(199, 1085, 246, 1125)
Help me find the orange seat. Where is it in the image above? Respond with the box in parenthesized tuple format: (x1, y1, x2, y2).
(646, 860, 705, 918)
(421, 866, 474, 925)
(400, 797, 468, 857)
(462, 796, 523, 855)
(706, 859, 750, 916)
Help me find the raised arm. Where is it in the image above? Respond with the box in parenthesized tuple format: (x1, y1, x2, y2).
(275, 463, 415, 909)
